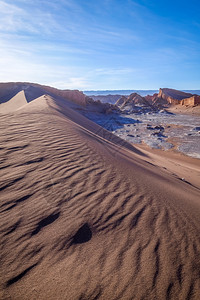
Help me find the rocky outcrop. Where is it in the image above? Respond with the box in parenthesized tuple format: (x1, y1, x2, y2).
(157, 88, 193, 105)
(128, 93, 147, 105)
(144, 93, 158, 104)
(145, 89, 200, 108)
(115, 96, 127, 107)
(41, 85, 86, 106)
(89, 94, 123, 104)
(180, 95, 200, 106)
(115, 93, 155, 112)
(85, 96, 120, 114)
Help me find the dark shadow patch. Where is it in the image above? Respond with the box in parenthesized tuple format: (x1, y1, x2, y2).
(0, 164, 9, 171)
(154, 240, 160, 253)
(72, 223, 92, 244)
(1, 203, 17, 212)
(16, 194, 32, 203)
(8, 144, 29, 151)
(6, 263, 38, 286)
(166, 282, 174, 300)
(144, 161, 156, 167)
(178, 177, 192, 185)
(31, 212, 60, 236)
(23, 157, 44, 165)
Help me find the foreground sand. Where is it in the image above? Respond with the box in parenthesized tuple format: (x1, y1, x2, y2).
(136, 144, 200, 190)
(0, 95, 200, 300)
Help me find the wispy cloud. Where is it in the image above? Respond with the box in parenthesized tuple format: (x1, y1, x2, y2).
(0, 0, 140, 43)
(0, 0, 63, 35)
(95, 68, 136, 76)
(0, 1, 25, 32)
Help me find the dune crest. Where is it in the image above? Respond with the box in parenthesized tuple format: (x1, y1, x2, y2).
(0, 90, 27, 113)
(0, 92, 200, 300)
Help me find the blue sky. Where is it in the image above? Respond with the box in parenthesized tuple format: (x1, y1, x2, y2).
(0, 0, 199, 90)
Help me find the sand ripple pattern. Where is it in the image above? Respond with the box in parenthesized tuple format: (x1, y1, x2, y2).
(0, 103, 200, 300)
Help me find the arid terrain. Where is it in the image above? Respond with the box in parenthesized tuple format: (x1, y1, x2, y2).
(0, 83, 200, 300)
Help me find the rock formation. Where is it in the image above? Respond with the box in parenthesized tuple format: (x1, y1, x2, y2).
(180, 95, 200, 106)
(144, 88, 200, 108)
(115, 95, 128, 106)
(144, 93, 158, 104)
(115, 93, 156, 112)
(157, 88, 193, 105)
(85, 96, 120, 114)
(88, 94, 123, 104)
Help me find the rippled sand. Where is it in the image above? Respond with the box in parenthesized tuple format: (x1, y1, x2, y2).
(0, 95, 200, 299)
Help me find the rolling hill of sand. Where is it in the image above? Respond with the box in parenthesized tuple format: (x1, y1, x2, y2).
(0, 90, 200, 300)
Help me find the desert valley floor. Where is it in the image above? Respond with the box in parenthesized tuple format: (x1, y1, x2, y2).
(0, 94, 200, 299)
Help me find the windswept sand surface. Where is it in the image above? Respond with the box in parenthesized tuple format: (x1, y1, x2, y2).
(0, 95, 200, 299)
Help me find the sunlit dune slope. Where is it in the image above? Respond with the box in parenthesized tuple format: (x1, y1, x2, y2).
(0, 90, 27, 113)
(0, 94, 200, 300)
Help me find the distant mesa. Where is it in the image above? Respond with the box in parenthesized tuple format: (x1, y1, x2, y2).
(155, 88, 200, 107)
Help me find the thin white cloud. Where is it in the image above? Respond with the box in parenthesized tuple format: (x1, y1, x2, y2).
(95, 68, 136, 76)
(0, 0, 62, 35)
(0, 0, 139, 44)
(0, 0, 25, 31)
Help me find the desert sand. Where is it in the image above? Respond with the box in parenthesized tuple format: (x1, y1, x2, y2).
(167, 105, 200, 116)
(0, 92, 200, 300)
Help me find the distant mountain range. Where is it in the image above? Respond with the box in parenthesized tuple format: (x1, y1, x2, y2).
(1, 83, 200, 115)
(84, 90, 200, 97)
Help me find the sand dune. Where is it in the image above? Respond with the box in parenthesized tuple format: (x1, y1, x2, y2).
(0, 94, 200, 300)
(0, 90, 27, 113)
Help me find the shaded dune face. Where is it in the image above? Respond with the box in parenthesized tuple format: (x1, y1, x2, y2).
(0, 96, 200, 300)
